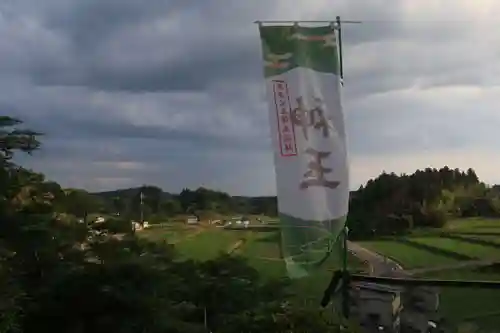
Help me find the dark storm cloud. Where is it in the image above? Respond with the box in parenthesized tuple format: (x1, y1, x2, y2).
(3, 0, 500, 193)
(43, 0, 189, 46)
(30, 43, 261, 92)
(46, 117, 271, 151)
(27, 0, 409, 94)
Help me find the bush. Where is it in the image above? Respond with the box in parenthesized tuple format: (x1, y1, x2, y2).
(420, 207, 448, 228)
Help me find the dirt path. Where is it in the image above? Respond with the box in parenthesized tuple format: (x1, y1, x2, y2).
(227, 239, 246, 255)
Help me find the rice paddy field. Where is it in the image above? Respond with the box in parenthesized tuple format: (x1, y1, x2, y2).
(359, 217, 500, 329)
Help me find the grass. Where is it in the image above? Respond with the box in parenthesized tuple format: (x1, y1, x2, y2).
(360, 240, 460, 268)
(238, 230, 286, 279)
(174, 228, 244, 261)
(138, 223, 195, 243)
(358, 218, 500, 269)
(408, 237, 500, 259)
(445, 217, 500, 231)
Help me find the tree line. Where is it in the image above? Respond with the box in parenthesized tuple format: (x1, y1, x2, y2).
(92, 186, 279, 222)
(92, 167, 500, 241)
(348, 166, 500, 239)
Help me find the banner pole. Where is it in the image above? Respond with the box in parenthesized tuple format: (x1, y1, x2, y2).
(336, 16, 344, 83)
(336, 15, 350, 321)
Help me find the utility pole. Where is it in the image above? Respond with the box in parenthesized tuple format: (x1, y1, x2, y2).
(140, 190, 144, 225)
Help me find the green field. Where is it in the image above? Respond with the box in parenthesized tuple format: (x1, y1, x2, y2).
(360, 218, 500, 270)
(174, 229, 245, 261)
(140, 217, 500, 277)
(139, 218, 500, 328)
(360, 240, 460, 268)
(139, 223, 195, 243)
(139, 220, 366, 301)
(359, 218, 500, 329)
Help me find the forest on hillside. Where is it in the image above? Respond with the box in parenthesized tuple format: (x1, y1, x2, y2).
(348, 167, 500, 238)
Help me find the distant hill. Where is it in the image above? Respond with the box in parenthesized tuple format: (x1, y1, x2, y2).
(91, 186, 360, 221)
(94, 188, 358, 201)
(93, 187, 173, 200)
(92, 186, 279, 218)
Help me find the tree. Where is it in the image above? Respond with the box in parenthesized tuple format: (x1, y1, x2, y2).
(111, 196, 126, 214)
(0, 116, 41, 161)
(63, 189, 104, 220)
(160, 199, 182, 216)
(347, 167, 487, 238)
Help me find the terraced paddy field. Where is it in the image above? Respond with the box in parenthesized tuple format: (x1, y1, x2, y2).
(360, 218, 500, 270)
(359, 240, 460, 268)
(357, 219, 500, 330)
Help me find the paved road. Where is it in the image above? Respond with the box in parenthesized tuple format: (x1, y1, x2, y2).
(347, 241, 500, 277)
(347, 241, 408, 277)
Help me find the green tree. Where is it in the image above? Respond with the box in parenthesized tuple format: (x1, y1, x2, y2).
(63, 189, 104, 220)
(0, 116, 40, 161)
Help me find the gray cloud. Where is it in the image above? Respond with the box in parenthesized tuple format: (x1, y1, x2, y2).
(4, 0, 500, 194)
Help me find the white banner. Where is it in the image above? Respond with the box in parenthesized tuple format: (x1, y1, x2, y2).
(259, 24, 349, 277)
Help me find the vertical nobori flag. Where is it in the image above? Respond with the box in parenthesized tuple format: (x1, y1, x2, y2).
(259, 24, 349, 278)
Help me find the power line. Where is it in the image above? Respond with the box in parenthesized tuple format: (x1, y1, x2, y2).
(254, 20, 362, 24)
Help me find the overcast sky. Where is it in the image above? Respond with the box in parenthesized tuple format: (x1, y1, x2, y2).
(4, 0, 500, 195)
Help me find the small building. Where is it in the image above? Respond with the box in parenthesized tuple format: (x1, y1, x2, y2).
(95, 216, 105, 223)
(350, 282, 403, 333)
(132, 221, 142, 231)
(186, 215, 199, 225)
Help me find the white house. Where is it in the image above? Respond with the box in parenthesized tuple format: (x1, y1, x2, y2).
(95, 216, 106, 223)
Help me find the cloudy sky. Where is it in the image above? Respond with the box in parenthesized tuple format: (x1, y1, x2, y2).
(4, 0, 500, 196)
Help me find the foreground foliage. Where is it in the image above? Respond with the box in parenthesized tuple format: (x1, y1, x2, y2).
(0, 116, 348, 332)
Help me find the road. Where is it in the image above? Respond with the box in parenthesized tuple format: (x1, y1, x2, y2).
(347, 241, 500, 277)
(347, 241, 408, 277)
